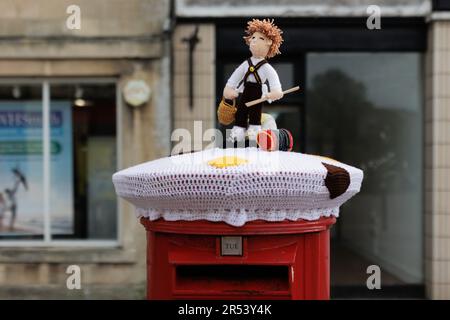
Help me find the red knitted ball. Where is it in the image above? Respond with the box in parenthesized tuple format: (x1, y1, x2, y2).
(257, 129, 278, 151)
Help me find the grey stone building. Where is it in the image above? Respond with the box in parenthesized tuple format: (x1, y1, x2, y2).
(0, 0, 449, 299)
(0, 0, 171, 299)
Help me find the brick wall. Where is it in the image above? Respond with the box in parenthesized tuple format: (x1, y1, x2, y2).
(425, 19, 450, 299)
(172, 24, 216, 153)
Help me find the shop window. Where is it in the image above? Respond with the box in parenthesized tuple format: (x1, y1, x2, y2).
(0, 80, 118, 244)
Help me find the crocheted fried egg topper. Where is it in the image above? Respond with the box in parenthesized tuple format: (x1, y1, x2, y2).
(112, 148, 363, 227)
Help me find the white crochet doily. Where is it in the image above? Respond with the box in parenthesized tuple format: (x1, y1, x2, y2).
(113, 148, 363, 227)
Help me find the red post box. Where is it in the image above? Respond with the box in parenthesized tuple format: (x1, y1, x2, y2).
(140, 217, 336, 300)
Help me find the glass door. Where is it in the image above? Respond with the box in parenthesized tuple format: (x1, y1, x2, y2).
(305, 52, 424, 292)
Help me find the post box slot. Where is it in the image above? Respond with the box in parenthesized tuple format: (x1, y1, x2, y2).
(174, 265, 290, 294)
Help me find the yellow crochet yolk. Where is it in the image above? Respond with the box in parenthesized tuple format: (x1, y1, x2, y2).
(207, 156, 249, 168)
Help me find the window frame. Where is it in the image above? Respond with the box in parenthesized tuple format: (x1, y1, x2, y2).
(0, 77, 122, 247)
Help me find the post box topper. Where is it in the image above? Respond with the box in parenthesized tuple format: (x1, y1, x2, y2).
(113, 148, 363, 227)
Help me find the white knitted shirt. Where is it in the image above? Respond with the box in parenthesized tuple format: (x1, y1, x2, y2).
(113, 148, 363, 227)
(226, 57, 282, 98)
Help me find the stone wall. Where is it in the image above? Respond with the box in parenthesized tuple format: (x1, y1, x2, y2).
(425, 18, 450, 300)
(0, 0, 169, 59)
(172, 24, 216, 153)
(176, 0, 431, 17)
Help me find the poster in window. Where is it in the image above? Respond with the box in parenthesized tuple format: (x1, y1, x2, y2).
(0, 101, 74, 236)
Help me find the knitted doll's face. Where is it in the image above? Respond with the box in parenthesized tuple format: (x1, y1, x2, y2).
(249, 31, 273, 59)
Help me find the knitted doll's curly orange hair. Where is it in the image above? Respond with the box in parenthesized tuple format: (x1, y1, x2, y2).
(244, 19, 284, 59)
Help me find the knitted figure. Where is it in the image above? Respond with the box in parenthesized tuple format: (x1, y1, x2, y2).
(223, 19, 284, 142)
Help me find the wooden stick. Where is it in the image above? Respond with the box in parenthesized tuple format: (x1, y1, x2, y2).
(245, 86, 300, 107)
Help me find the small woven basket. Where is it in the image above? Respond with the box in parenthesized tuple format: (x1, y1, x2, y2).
(217, 98, 237, 125)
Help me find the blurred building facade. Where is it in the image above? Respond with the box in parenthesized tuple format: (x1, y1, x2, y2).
(0, 0, 450, 300)
(0, 0, 171, 299)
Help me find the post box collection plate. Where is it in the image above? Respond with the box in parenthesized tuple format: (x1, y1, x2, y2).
(221, 236, 243, 256)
